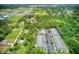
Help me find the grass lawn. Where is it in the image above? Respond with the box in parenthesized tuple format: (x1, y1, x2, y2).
(7, 15, 23, 24)
(5, 28, 22, 43)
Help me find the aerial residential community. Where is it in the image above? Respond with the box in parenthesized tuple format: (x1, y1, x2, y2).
(0, 4, 79, 54)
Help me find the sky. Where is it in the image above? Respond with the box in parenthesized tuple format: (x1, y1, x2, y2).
(0, 0, 79, 4)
